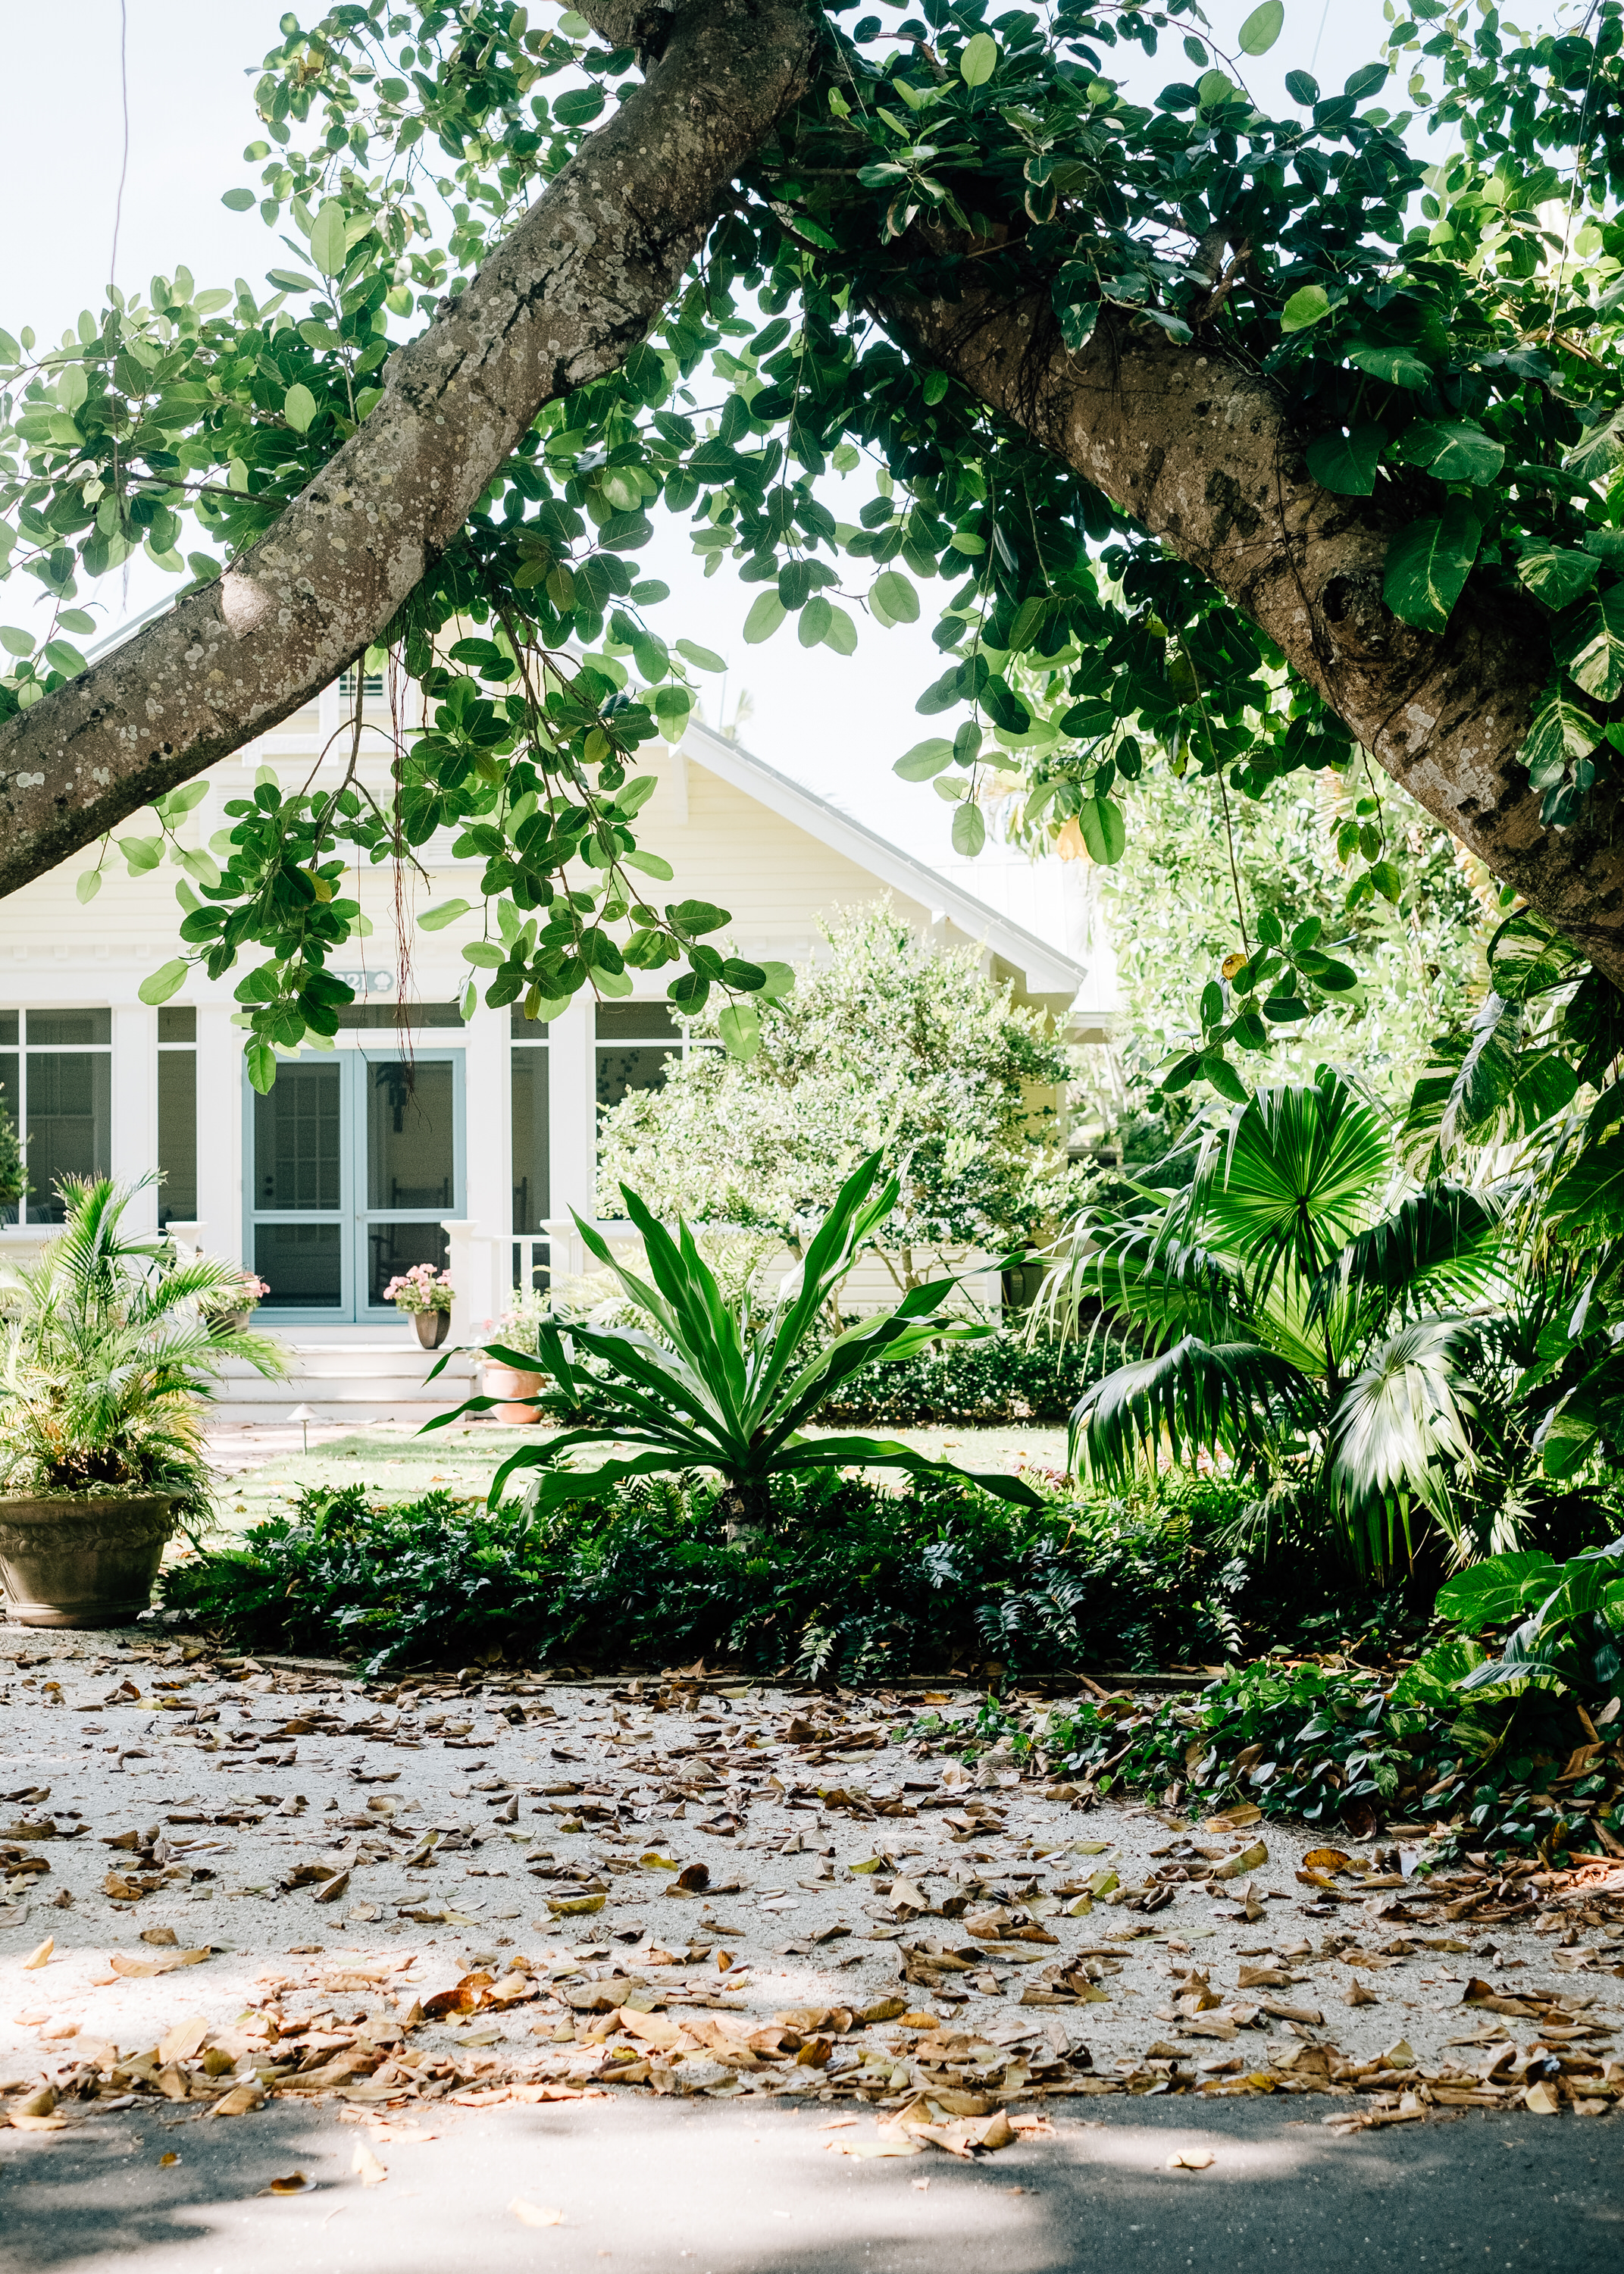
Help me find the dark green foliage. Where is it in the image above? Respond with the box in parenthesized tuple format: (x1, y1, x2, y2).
(160, 1469, 1361, 1684)
(1040, 1655, 1624, 1862)
(818, 1326, 1122, 1429)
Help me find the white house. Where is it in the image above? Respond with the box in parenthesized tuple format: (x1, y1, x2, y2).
(0, 663, 1112, 1416)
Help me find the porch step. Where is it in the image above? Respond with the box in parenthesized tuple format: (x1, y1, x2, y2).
(208, 1334, 480, 1427)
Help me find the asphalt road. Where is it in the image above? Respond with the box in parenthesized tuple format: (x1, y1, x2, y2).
(2, 2097, 1618, 2274)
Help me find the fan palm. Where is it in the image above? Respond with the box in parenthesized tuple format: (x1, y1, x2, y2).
(430, 1149, 1043, 1522)
(1046, 1070, 1504, 1571)
(0, 1176, 285, 1522)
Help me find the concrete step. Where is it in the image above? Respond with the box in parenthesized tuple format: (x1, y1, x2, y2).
(211, 1331, 481, 1424)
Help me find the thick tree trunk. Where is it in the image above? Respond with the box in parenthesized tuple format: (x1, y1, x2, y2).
(0, 0, 821, 898)
(883, 287, 1624, 986)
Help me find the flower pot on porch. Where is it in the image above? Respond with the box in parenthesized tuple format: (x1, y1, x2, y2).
(483, 1361, 545, 1422)
(414, 1310, 452, 1351)
(0, 1491, 181, 1629)
(206, 1308, 252, 1337)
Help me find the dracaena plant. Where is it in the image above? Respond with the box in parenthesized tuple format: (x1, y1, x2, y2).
(1037, 1069, 1507, 1574)
(427, 1149, 1040, 1524)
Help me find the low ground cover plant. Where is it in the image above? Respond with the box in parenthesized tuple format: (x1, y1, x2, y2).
(159, 1469, 1371, 1683)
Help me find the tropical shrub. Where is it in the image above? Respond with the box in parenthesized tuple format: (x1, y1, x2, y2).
(436, 1151, 1044, 1523)
(593, 907, 1079, 1297)
(818, 1323, 1125, 1429)
(0, 1176, 283, 1523)
(1044, 1068, 1507, 1573)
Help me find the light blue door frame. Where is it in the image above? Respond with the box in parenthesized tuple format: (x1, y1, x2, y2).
(243, 1047, 465, 1325)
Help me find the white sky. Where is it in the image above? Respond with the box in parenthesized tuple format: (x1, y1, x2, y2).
(0, 0, 1411, 867)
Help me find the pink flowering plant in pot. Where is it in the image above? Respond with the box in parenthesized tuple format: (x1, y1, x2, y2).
(384, 1263, 455, 1349)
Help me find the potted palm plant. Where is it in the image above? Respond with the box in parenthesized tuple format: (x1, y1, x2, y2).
(0, 1177, 285, 1627)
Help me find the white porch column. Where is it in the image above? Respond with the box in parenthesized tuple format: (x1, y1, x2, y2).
(111, 1004, 158, 1233)
(546, 996, 595, 1282)
(461, 994, 508, 1333)
(195, 1004, 245, 1269)
(440, 1218, 491, 1378)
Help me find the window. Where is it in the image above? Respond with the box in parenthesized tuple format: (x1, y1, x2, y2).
(338, 669, 385, 700)
(0, 1009, 112, 1225)
(157, 1007, 196, 1227)
(594, 1001, 686, 1113)
(512, 1004, 549, 1295)
(593, 1001, 720, 1221)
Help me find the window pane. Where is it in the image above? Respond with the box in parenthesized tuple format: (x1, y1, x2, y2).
(511, 1048, 550, 1233)
(0, 1051, 17, 1226)
(336, 1002, 462, 1029)
(368, 1219, 449, 1310)
(596, 1042, 677, 1112)
(24, 1051, 111, 1221)
(0, 1013, 17, 1047)
(595, 1002, 681, 1041)
(255, 1221, 343, 1308)
(366, 1060, 455, 1212)
(253, 1061, 341, 1211)
(158, 1007, 197, 1043)
(26, 1009, 111, 1047)
(510, 1004, 551, 1038)
(157, 1050, 197, 1224)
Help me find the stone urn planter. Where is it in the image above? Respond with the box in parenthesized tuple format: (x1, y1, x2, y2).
(205, 1307, 252, 1337)
(0, 1492, 181, 1628)
(483, 1361, 546, 1423)
(414, 1309, 452, 1351)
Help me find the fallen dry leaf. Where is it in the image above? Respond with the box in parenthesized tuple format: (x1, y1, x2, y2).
(22, 1936, 52, 1969)
(510, 2199, 565, 2227)
(263, 2173, 311, 2196)
(1525, 2081, 1562, 2116)
(158, 2152, 179, 2168)
(1167, 2147, 1216, 2170)
(352, 2142, 388, 2187)
(158, 2016, 209, 2066)
(111, 1947, 210, 1980)
(207, 2081, 264, 2119)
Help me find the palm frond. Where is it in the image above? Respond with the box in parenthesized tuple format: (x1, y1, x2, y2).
(1069, 1334, 1323, 1486)
(1195, 1069, 1391, 1311)
(1327, 1317, 1478, 1568)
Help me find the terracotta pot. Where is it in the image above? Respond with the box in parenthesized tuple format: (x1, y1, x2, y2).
(483, 1361, 545, 1423)
(414, 1309, 452, 1350)
(0, 1491, 181, 1629)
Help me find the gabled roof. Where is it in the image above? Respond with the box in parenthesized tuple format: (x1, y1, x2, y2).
(681, 719, 1088, 999)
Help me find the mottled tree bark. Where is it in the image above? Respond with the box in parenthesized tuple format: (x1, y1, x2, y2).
(883, 284, 1624, 983)
(0, 0, 823, 897)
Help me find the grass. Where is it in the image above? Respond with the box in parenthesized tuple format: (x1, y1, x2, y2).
(199, 1421, 1069, 1543)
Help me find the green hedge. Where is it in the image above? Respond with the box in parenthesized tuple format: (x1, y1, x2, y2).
(818, 1326, 1122, 1428)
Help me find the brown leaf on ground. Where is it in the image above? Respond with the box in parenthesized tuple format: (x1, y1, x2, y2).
(207, 2081, 264, 2119)
(111, 1948, 210, 1978)
(352, 2141, 388, 2185)
(261, 2172, 311, 2196)
(510, 2200, 565, 2227)
(1167, 2147, 1216, 2170)
(22, 1936, 53, 1969)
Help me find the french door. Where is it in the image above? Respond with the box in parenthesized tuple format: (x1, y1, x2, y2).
(245, 1048, 465, 1323)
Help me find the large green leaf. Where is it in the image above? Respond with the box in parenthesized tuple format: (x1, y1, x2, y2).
(1238, 1, 1284, 55)
(1304, 424, 1381, 496)
(1486, 908, 1583, 1001)
(1554, 584, 1624, 701)
(1514, 544, 1600, 609)
(1382, 500, 1482, 633)
(1396, 418, 1505, 484)
(1522, 688, 1600, 789)
(1546, 1135, 1624, 1239)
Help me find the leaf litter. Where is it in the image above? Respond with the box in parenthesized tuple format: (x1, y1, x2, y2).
(0, 1636, 1620, 2152)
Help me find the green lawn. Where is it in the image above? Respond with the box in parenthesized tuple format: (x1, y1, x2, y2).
(202, 1420, 1069, 1539)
